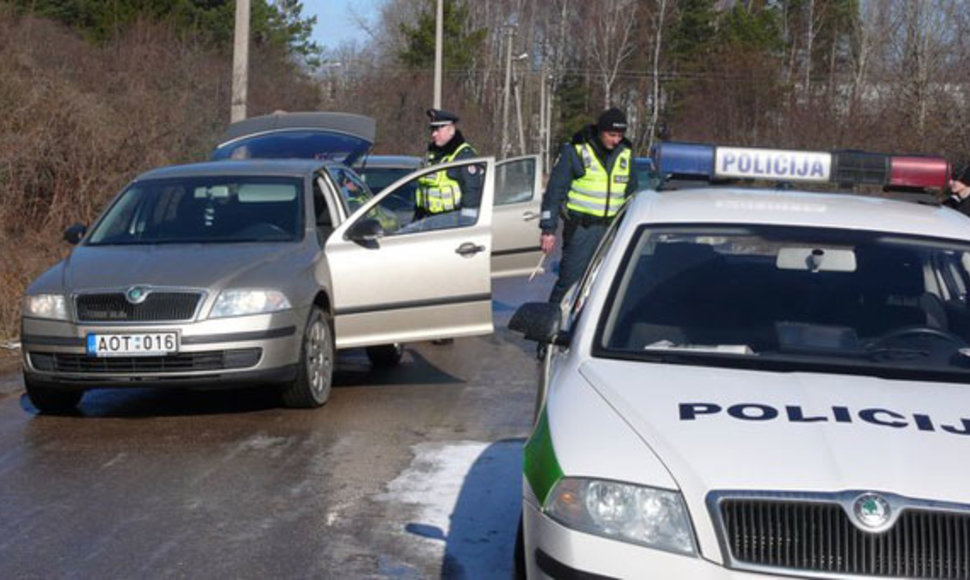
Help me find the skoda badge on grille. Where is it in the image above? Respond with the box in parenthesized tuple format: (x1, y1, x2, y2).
(853, 493, 891, 530)
(125, 286, 151, 304)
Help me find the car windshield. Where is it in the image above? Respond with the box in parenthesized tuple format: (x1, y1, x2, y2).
(598, 225, 970, 379)
(86, 176, 303, 245)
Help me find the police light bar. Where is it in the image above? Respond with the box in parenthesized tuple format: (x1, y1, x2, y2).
(654, 142, 950, 191)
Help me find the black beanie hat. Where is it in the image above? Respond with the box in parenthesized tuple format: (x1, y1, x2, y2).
(597, 107, 628, 133)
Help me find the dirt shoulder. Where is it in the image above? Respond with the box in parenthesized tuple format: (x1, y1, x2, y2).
(0, 352, 22, 395)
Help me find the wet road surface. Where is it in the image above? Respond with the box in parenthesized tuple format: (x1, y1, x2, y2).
(0, 274, 553, 579)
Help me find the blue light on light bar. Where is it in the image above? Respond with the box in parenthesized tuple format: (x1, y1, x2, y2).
(653, 142, 715, 179)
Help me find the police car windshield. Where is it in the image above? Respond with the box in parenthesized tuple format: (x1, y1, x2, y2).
(597, 225, 970, 380)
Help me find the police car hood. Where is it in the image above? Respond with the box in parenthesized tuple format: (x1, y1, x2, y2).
(581, 359, 970, 502)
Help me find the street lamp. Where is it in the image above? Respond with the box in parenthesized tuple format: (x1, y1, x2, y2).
(501, 24, 528, 158)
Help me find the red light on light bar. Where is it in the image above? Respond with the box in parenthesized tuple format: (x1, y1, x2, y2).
(889, 156, 950, 190)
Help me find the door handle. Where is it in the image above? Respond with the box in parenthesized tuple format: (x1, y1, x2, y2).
(455, 242, 486, 256)
(523, 211, 540, 221)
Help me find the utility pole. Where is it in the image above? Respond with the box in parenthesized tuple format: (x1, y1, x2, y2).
(513, 66, 526, 156)
(230, 0, 250, 123)
(433, 0, 443, 109)
(500, 26, 514, 159)
(539, 61, 546, 165)
(545, 76, 553, 171)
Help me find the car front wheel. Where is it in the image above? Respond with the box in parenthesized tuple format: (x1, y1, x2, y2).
(24, 376, 83, 414)
(365, 343, 404, 368)
(281, 306, 334, 408)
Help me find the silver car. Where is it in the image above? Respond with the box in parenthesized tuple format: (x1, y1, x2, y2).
(20, 113, 544, 413)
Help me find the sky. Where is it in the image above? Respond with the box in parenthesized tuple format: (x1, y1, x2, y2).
(302, 0, 385, 51)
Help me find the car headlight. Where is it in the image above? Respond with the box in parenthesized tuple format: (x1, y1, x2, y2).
(544, 477, 696, 555)
(22, 294, 69, 321)
(209, 290, 291, 318)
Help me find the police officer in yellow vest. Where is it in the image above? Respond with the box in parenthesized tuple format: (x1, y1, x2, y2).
(539, 107, 639, 305)
(416, 108, 483, 221)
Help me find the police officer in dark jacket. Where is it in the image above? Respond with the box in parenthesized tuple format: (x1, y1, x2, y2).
(539, 108, 639, 305)
(944, 165, 970, 217)
(417, 108, 483, 221)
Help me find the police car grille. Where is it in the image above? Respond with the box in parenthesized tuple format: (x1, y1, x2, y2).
(76, 292, 202, 322)
(721, 500, 970, 578)
(32, 348, 260, 373)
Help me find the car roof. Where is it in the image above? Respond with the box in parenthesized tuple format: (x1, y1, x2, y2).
(628, 187, 970, 240)
(356, 155, 422, 169)
(135, 159, 333, 180)
(217, 112, 376, 146)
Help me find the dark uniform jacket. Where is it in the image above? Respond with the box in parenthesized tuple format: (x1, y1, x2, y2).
(425, 130, 484, 210)
(944, 195, 970, 217)
(539, 125, 638, 234)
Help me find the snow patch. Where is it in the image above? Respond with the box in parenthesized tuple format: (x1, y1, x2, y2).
(378, 441, 488, 533)
(376, 440, 523, 577)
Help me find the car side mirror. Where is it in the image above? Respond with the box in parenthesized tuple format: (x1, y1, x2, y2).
(510, 302, 568, 345)
(63, 223, 87, 245)
(346, 218, 384, 246)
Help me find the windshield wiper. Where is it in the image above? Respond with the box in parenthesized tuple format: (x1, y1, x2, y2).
(860, 347, 930, 361)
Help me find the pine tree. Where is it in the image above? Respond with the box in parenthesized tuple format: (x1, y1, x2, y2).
(397, 0, 485, 73)
(8, 0, 320, 62)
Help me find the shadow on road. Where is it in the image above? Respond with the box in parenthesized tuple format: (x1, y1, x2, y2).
(401, 439, 524, 579)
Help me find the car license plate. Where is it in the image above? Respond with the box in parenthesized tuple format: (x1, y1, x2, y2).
(86, 332, 179, 357)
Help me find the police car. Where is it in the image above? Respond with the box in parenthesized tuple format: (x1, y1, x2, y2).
(511, 143, 970, 578)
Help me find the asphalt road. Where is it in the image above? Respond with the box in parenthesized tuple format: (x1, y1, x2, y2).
(0, 274, 553, 579)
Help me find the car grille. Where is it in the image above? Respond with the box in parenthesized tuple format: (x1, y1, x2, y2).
(75, 291, 203, 322)
(30, 349, 260, 373)
(719, 498, 970, 578)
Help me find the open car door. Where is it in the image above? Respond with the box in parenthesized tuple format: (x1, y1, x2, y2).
(492, 155, 543, 278)
(326, 157, 496, 349)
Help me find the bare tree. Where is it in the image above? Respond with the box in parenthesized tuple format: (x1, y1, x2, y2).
(585, 0, 639, 108)
(803, 0, 816, 96)
(646, 0, 670, 150)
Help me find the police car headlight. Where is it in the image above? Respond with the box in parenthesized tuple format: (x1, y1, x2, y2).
(209, 290, 291, 318)
(544, 478, 696, 555)
(23, 294, 69, 321)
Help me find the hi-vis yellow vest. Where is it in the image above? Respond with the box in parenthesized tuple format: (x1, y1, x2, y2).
(566, 144, 631, 218)
(417, 143, 474, 213)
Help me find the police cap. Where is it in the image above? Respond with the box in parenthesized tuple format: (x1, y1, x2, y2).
(427, 108, 460, 127)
